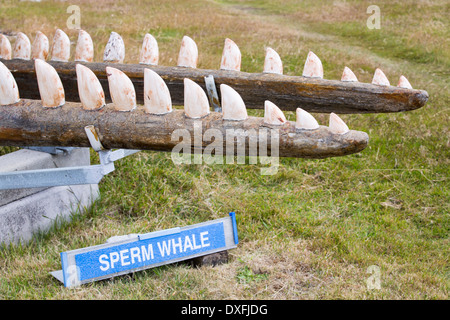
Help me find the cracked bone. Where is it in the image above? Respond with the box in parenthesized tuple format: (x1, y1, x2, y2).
(329, 112, 349, 134)
(35, 58, 65, 108)
(106, 66, 136, 111)
(220, 83, 248, 121)
(177, 35, 198, 68)
(75, 29, 94, 62)
(31, 31, 49, 61)
(263, 47, 283, 74)
(139, 33, 159, 65)
(0, 34, 12, 60)
(0, 61, 20, 105)
(220, 38, 241, 71)
(76, 64, 105, 111)
(50, 29, 70, 62)
(372, 68, 390, 86)
(13, 32, 31, 60)
(104, 32, 125, 63)
(397, 75, 413, 89)
(295, 108, 319, 130)
(143, 68, 172, 114)
(341, 66, 358, 82)
(264, 100, 287, 125)
(302, 51, 323, 78)
(183, 78, 210, 118)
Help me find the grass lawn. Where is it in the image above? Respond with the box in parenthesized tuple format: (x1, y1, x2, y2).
(0, 0, 448, 299)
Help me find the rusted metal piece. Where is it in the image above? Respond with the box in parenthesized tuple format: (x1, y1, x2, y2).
(0, 59, 429, 114)
(0, 99, 368, 159)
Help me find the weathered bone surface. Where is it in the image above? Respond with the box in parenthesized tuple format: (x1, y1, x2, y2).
(372, 68, 390, 86)
(106, 66, 136, 111)
(263, 47, 283, 74)
(13, 32, 31, 60)
(295, 108, 319, 130)
(302, 51, 323, 78)
(329, 112, 349, 134)
(76, 64, 105, 110)
(398, 75, 412, 89)
(220, 83, 248, 121)
(341, 66, 358, 82)
(0, 34, 12, 60)
(264, 100, 287, 125)
(140, 33, 159, 66)
(177, 36, 198, 68)
(34, 59, 65, 108)
(143, 68, 172, 114)
(0, 61, 20, 105)
(31, 31, 49, 60)
(0, 99, 369, 159)
(75, 30, 94, 63)
(220, 38, 241, 71)
(104, 32, 125, 63)
(184, 78, 210, 118)
(51, 29, 70, 62)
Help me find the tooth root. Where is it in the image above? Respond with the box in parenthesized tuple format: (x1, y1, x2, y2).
(50, 29, 70, 62)
(75, 30, 94, 62)
(13, 32, 31, 60)
(0, 34, 12, 60)
(177, 36, 198, 68)
(329, 112, 349, 134)
(106, 66, 136, 111)
(220, 38, 241, 71)
(31, 31, 49, 60)
(296, 108, 319, 130)
(76, 64, 105, 110)
(302, 51, 323, 78)
(104, 32, 125, 63)
(35, 59, 65, 108)
(183, 78, 210, 118)
(341, 66, 358, 82)
(263, 47, 283, 74)
(0, 61, 20, 105)
(397, 75, 412, 89)
(372, 68, 390, 86)
(264, 100, 287, 125)
(143, 68, 172, 114)
(220, 84, 248, 121)
(140, 34, 159, 65)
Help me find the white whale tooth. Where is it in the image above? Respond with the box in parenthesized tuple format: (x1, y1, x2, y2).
(143, 68, 172, 114)
(220, 83, 248, 121)
(329, 112, 349, 134)
(103, 32, 125, 63)
(263, 47, 283, 74)
(0, 34, 12, 60)
(139, 33, 159, 65)
(295, 108, 319, 130)
(220, 38, 241, 71)
(264, 100, 287, 125)
(302, 51, 323, 78)
(13, 32, 31, 60)
(0, 61, 20, 105)
(75, 29, 94, 62)
(177, 36, 198, 68)
(35, 59, 65, 108)
(372, 68, 390, 86)
(50, 29, 70, 62)
(183, 78, 210, 118)
(31, 31, 49, 60)
(397, 75, 413, 89)
(76, 64, 105, 111)
(106, 66, 136, 111)
(341, 66, 358, 82)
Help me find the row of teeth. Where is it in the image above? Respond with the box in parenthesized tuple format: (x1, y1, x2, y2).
(0, 29, 413, 89)
(0, 59, 350, 135)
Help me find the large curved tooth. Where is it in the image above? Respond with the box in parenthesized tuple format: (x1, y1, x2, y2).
(220, 38, 241, 71)
(0, 61, 20, 105)
(139, 33, 159, 65)
(106, 66, 136, 111)
(50, 29, 70, 62)
(76, 64, 105, 110)
(263, 47, 283, 74)
(220, 84, 248, 121)
(329, 112, 349, 134)
(372, 68, 390, 86)
(0, 34, 12, 60)
(341, 66, 358, 82)
(183, 78, 210, 118)
(35, 59, 65, 108)
(13, 32, 31, 60)
(397, 75, 413, 89)
(177, 36, 198, 68)
(31, 31, 49, 60)
(143, 68, 172, 114)
(302, 51, 323, 78)
(75, 29, 94, 62)
(104, 32, 125, 63)
(296, 108, 319, 130)
(264, 100, 287, 125)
